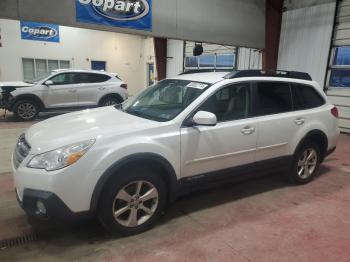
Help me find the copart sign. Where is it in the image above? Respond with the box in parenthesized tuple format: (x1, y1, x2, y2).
(20, 21, 60, 43)
(76, 0, 152, 31)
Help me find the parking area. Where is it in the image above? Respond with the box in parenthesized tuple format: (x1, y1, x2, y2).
(0, 113, 350, 261)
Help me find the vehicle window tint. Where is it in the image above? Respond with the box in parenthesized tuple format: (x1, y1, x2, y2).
(75, 73, 90, 84)
(255, 81, 292, 115)
(197, 83, 250, 122)
(292, 84, 325, 110)
(49, 73, 76, 85)
(87, 73, 110, 83)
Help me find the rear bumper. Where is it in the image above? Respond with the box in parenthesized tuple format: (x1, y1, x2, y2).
(16, 188, 92, 221)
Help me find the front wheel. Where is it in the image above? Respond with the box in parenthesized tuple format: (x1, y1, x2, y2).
(288, 141, 321, 184)
(98, 168, 166, 236)
(13, 100, 39, 121)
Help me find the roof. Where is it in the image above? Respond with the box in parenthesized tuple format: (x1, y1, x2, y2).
(224, 70, 312, 81)
(170, 72, 228, 84)
(51, 69, 113, 75)
(171, 70, 315, 85)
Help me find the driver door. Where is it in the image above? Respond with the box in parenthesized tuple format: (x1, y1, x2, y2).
(180, 82, 258, 178)
(41, 73, 79, 108)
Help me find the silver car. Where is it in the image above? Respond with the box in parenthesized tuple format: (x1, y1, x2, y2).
(0, 69, 128, 121)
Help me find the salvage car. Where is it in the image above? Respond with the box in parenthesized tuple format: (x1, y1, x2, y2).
(0, 69, 128, 121)
(12, 70, 339, 235)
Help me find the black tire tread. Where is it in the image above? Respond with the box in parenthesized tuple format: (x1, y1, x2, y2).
(288, 140, 321, 185)
(13, 99, 39, 121)
(97, 167, 166, 236)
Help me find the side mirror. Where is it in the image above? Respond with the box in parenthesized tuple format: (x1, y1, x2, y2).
(44, 80, 53, 86)
(192, 111, 217, 126)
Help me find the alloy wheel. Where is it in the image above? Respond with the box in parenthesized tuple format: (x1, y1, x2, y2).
(103, 99, 118, 106)
(17, 103, 36, 120)
(112, 180, 159, 227)
(297, 148, 318, 179)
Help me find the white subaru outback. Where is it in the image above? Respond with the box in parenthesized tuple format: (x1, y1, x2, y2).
(12, 70, 339, 235)
(0, 69, 128, 121)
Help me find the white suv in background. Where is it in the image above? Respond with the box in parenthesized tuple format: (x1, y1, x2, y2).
(0, 69, 128, 121)
(12, 70, 339, 235)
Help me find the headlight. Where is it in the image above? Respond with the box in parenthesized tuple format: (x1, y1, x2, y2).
(27, 139, 95, 171)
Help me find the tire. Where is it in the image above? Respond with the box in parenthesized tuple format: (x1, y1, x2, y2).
(100, 95, 123, 107)
(98, 167, 167, 236)
(13, 99, 39, 121)
(288, 141, 321, 185)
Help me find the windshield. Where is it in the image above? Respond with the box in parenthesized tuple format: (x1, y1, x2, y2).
(28, 72, 54, 84)
(121, 79, 211, 122)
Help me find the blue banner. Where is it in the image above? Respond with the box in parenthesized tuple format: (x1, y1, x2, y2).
(76, 0, 152, 31)
(20, 21, 60, 43)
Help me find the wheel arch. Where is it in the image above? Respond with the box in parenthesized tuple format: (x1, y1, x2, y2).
(294, 129, 328, 162)
(90, 153, 179, 213)
(10, 94, 45, 111)
(98, 93, 124, 106)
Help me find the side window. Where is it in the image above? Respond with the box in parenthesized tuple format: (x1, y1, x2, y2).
(87, 73, 111, 83)
(49, 73, 73, 85)
(74, 73, 89, 84)
(292, 84, 325, 110)
(255, 81, 292, 115)
(197, 83, 251, 122)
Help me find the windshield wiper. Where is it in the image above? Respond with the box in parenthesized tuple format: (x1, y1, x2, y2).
(126, 108, 145, 118)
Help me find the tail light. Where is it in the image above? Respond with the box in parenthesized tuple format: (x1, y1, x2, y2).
(121, 84, 128, 90)
(331, 106, 339, 118)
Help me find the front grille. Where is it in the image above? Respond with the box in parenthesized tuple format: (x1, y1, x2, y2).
(13, 134, 31, 169)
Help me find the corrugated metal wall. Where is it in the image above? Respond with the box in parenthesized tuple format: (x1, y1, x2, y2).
(166, 40, 184, 78)
(237, 47, 262, 70)
(278, 2, 336, 88)
(326, 0, 350, 132)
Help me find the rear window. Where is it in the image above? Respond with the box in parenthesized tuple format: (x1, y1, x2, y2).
(255, 81, 293, 115)
(87, 73, 111, 83)
(292, 84, 325, 110)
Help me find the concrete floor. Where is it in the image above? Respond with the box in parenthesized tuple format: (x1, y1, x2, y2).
(0, 111, 350, 261)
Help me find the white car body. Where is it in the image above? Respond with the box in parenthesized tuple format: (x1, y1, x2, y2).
(2, 69, 128, 110)
(12, 72, 339, 218)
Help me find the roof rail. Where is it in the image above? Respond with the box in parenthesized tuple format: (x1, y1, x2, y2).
(223, 70, 312, 81)
(180, 69, 233, 75)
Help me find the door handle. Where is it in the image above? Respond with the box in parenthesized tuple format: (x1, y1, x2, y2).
(68, 88, 77, 93)
(241, 126, 255, 135)
(98, 87, 106, 90)
(294, 118, 305, 126)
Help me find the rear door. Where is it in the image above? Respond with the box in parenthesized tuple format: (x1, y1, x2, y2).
(180, 82, 258, 178)
(254, 81, 302, 165)
(76, 73, 112, 106)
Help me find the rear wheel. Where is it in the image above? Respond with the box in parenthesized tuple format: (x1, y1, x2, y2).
(100, 95, 123, 107)
(98, 168, 166, 236)
(13, 100, 39, 121)
(288, 141, 321, 184)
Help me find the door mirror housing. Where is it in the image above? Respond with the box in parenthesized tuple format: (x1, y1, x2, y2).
(44, 80, 53, 86)
(192, 111, 217, 126)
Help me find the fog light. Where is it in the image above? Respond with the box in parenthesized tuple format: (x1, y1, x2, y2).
(36, 200, 47, 215)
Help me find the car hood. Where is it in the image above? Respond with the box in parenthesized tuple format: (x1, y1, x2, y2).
(0, 81, 33, 88)
(25, 106, 161, 154)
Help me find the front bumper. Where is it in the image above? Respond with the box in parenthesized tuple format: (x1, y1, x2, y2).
(0, 93, 14, 110)
(12, 151, 99, 218)
(16, 188, 92, 221)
